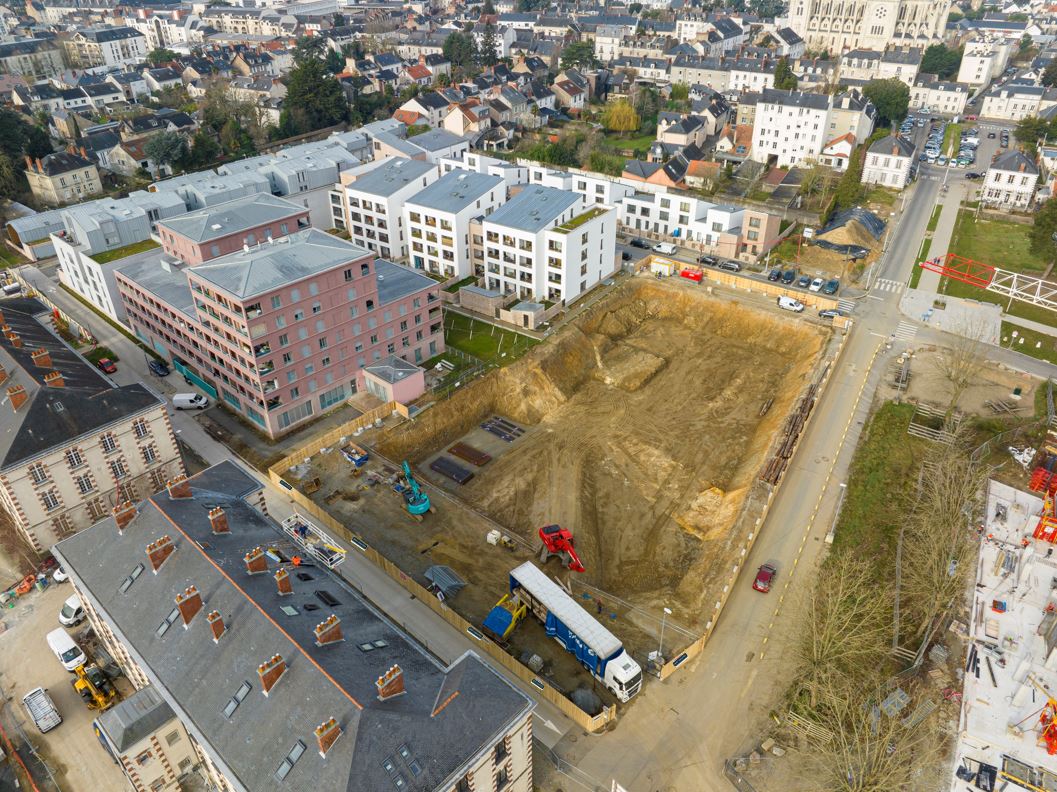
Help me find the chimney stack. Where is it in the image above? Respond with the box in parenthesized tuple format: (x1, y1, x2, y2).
(5, 331, 22, 348)
(35, 158, 42, 172)
(208, 506, 229, 534)
(244, 546, 267, 575)
(314, 717, 343, 758)
(30, 348, 52, 368)
(166, 474, 191, 499)
(275, 567, 292, 596)
(80, 146, 88, 158)
(0, 364, 7, 386)
(112, 501, 136, 531)
(7, 384, 28, 411)
(206, 610, 226, 642)
(375, 665, 406, 701)
(314, 614, 343, 646)
(146, 535, 175, 572)
(24, 155, 33, 171)
(43, 371, 64, 388)
(175, 585, 203, 627)
(257, 654, 287, 696)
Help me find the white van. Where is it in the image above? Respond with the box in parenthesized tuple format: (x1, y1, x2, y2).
(58, 594, 85, 627)
(46, 628, 86, 672)
(777, 296, 805, 313)
(652, 242, 677, 255)
(172, 393, 209, 410)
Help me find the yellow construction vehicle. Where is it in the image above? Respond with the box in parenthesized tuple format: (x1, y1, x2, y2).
(71, 664, 116, 711)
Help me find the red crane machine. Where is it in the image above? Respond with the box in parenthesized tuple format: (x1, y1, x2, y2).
(538, 524, 585, 573)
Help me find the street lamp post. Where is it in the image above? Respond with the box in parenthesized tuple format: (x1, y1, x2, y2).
(658, 606, 672, 662)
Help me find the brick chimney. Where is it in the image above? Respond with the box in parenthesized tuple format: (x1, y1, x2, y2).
(80, 146, 88, 159)
(314, 614, 343, 646)
(7, 384, 27, 411)
(0, 364, 7, 386)
(208, 506, 229, 534)
(175, 585, 202, 627)
(5, 331, 22, 348)
(1019, 161, 1026, 172)
(0, 309, 5, 324)
(43, 371, 64, 388)
(147, 535, 175, 573)
(35, 158, 42, 172)
(244, 546, 267, 575)
(24, 155, 33, 171)
(375, 665, 405, 701)
(206, 610, 226, 642)
(166, 474, 191, 499)
(314, 717, 343, 758)
(30, 348, 51, 368)
(257, 654, 286, 696)
(275, 567, 292, 596)
(112, 501, 136, 531)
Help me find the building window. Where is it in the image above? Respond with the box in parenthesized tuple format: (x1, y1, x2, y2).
(496, 766, 510, 789)
(41, 490, 60, 511)
(456, 778, 471, 792)
(65, 448, 84, 469)
(101, 433, 117, 453)
(110, 459, 128, 480)
(142, 445, 157, 464)
(133, 418, 149, 439)
(28, 463, 48, 485)
(75, 474, 94, 495)
(165, 730, 181, 747)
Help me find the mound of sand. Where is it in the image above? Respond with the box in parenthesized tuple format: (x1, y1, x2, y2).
(593, 342, 667, 392)
(816, 218, 877, 249)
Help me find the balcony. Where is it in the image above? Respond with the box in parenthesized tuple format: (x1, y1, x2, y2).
(257, 361, 275, 376)
(266, 396, 282, 411)
(253, 342, 271, 356)
(263, 380, 279, 394)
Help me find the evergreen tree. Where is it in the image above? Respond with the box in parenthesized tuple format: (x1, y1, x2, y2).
(281, 56, 349, 135)
(476, 25, 499, 68)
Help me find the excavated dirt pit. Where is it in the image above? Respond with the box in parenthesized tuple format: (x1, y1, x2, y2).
(302, 279, 827, 698)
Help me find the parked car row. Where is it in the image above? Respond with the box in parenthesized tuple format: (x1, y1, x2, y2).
(767, 268, 839, 294)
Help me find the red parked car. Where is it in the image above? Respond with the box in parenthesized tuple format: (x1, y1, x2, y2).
(96, 358, 117, 374)
(753, 564, 777, 593)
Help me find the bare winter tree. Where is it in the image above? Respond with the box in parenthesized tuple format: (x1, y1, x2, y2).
(791, 553, 892, 707)
(797, 675, 947, 792)
(935, 325, 988, 423)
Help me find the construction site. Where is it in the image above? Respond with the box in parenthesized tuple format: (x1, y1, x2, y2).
(291, 278, 829, 703)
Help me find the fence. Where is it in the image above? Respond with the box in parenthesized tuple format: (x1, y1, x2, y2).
(723, 759, 762, 792)
(269, 432, 618, 733)
(535, 742, 613, 792)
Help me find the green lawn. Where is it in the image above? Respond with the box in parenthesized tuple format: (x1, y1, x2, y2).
(93, 239, 160, 264)
(83, 345, 118, 365)
(926, 205, 942, 233)
(863, 187, 896, 207)
(832, 402, 925, 578)
(909, 238, 931, 289)
(443, 275, 477, 294)
(605, 132, 654, 154)
(1001, 322, 1057, 365)
(443, 312, 537, 366)
(0, 245, 26, 269)
(943, 123, 962, 158)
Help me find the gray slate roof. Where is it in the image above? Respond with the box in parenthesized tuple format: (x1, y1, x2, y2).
(867, 135, 915, 158)
(157, 194, 304, 245)
(0, 298, 163, 471)
(375, 259, 438, 305)
(484, 185, 580, 233)
(760, 88, 829, 110)
(96, 686, 176, 753)
(406, 170, 502, 214)
(364, 355, 424, 384)
(189, 229, 372, 299)
(989, 149, 1039, 175)
(52, 461, 532, 792)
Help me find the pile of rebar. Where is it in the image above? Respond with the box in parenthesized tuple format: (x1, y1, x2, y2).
(759, 383, 819, 485)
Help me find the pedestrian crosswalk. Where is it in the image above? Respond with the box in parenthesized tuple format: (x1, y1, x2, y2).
(874, 278, 905, 294)
(894, 321, 918, 342)
(837, 299, 856, 314)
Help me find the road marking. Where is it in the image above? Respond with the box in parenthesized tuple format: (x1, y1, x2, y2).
(894, 320, 918, 341)
(758, 340, 883, 661)
(837, 299, 856, 313)
(874, 278, 905, 293)
(867, 295, 884, 301)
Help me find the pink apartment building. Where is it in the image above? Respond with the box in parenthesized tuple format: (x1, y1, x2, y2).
(155, 193, 310, 265)
(115, 226, 443, 437)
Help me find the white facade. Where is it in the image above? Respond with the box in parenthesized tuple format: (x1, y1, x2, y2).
(958, 39, 1012, 87)
(751, 90, 830, 168)
(482, 186, 617, 303)
(342, 158, 439, 260)
(53, 236, 128, 322)
(786, 0, 950, 52)
(983, 155, 1039, 210)
(862, 139, 913, 189)
(911, 78, 969, 115)
(404, 171, 506, 279)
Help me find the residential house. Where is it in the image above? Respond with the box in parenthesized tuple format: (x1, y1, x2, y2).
(750, 88, 831, 168)
(24, 151, 102, 206)
(820, 133, 856, 171)
(861, 134, 914, 189)
(982, 150, 1040, 210)
(62, 27, 147, 68)
(0, 38, 65, 80)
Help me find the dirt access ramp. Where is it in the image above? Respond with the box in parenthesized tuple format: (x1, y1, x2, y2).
(378, 278, 828, 632)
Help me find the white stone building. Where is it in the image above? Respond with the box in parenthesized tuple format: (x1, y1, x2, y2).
(751, 89, 831, 168)
(983, 150, 1039, 210)
(785, 0, 950, 52)
(862, 135, 915, 189)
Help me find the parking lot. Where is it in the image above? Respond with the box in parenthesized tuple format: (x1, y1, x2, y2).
(0, 581, 129, 791)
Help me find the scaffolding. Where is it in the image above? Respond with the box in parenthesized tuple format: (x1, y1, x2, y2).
(918, 253, 1057, 312)
(280, 514, 347, 568)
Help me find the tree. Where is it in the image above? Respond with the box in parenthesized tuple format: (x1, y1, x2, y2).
(325, 48, 345, 75)
(633, 86, 661, 133)
(863, 78, 909, 126)
(1014, 115, 1054, 154)
(293, 35, 327, 64)
(482, 0, 495, 13)
(476, 24, 499, 68)
(143, 131, 187, 171)
(602, 99, 640, 134)
(280, 56, 349, 136)
(146, 48, 178, 66)
(774, 56, 798, 90)
(0, 153, 19, 197)
(23, 125, 52, 160)
(443, 31, 477, 76)
(185, 130, 221, 168)
(560, 41, 597, 71)
(1044, 60, 1057, 88)
(1031, 196, 1057, 260)
(332, 11, 346, 27)
(629, 1, 642, 11)
(670, 83, 689, 102)
(920, 43, 962, 79)
(935, 327, 986, 423)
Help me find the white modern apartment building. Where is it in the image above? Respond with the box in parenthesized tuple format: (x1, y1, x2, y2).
(404, 170, 506, 279)
(958, 38, 1012, 88)
(482, 185, 617, 304)
(751, 88, 831, 168)
(339, 157, 439, 261)
(438, 151, 530, 192)
(983, 150, 1039, 210)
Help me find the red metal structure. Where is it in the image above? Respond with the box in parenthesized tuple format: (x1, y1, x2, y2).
(1034, 492, 1057, 543)
(538, 525, 586, 573)
(918, 253, 996, 289)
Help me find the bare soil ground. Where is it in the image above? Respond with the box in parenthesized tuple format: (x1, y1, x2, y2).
(296, 279, 827, 699)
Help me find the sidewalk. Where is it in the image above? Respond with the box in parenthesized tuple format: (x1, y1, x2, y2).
(1002, 312, 1057, 338)
(916, 181, 966, 293)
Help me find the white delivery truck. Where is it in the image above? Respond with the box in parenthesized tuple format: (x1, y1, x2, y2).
(22, 688, 61, 733)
